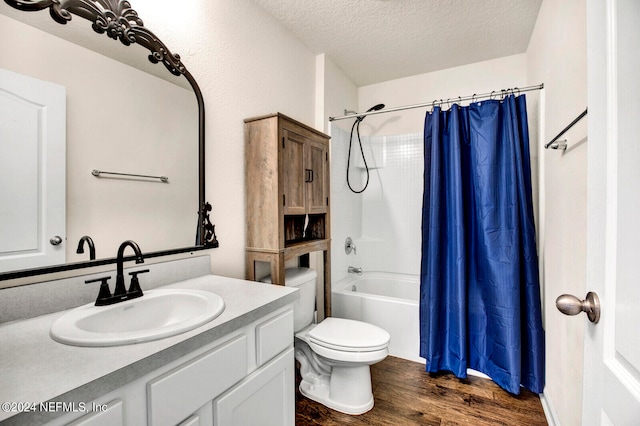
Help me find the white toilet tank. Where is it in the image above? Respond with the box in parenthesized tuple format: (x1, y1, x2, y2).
(262, 267, 317, 332)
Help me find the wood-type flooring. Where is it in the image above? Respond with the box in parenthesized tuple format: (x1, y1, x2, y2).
(295, 356, 547, 426)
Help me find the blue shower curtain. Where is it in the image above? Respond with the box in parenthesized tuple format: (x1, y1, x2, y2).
(419, 94, 545, 394)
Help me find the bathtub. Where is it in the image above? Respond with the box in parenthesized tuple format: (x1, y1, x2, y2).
(332, 272, 422, 364)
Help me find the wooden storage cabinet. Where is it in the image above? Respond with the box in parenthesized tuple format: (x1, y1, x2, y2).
(281, 129, 328, 215)
(245, 113, 331, 316)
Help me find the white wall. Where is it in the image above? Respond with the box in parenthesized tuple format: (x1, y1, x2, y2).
(331, 54, 529, 280)
(137, 0, 318, 278)
(316, 55, 360, 283)
(527, 0, 588, 425)
(179, 0, 317, 278)
(358, 54, 528, 134)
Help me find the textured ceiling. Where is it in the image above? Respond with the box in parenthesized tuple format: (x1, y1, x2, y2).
(251, 0, 543, 86)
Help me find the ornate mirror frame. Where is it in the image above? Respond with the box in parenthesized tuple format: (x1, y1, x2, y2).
(1, 0, 218, 281)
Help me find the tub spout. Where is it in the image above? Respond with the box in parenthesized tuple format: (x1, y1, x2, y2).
(348, 266, 363, 275)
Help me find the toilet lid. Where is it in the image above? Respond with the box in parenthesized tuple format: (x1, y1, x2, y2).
(308, 318, 390, 352)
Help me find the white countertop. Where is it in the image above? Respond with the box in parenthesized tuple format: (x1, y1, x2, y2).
(0, 274, 297, 424)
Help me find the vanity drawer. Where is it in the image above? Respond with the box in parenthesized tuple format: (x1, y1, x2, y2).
(256, 309, 293, 365)
(147, 335, 247, 426)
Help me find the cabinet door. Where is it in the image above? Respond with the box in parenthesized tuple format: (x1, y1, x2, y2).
(213, 348, 294, 426)
(281, 130, 306, 215)
(65, 400, 123, 426)
(306, 138, 328, 214)
(147, 335, 247, 426)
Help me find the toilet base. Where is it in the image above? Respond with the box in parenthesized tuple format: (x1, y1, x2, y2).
(297, 359, 375, 415)
(298, 375, 374, 415)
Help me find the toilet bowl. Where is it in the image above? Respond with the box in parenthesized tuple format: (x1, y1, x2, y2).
(263, 268, 390, 415)
(295, 317, 390, 414)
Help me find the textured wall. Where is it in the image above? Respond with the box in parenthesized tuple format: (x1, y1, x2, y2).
(132, 0, 319, 278)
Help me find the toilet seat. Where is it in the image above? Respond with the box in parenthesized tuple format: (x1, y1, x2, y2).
(305, 318, 390, 363)
(308, 317, 390, 351)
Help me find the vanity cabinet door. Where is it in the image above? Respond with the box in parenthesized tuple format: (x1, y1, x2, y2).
(213, 348, 294, 426)
(176, 401, 213, 426)
(65, 400, 123, 426)
(147, 335, 248, 426)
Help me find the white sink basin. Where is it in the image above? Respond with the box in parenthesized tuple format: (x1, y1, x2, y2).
(50, 289, 225, 347)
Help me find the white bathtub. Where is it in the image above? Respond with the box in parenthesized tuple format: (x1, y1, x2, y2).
(332, 272, 423, 364)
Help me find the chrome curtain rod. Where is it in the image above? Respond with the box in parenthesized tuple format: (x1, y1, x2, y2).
(91, 169, 169, 183)
(329, 83, 544, 122)
(544, 108, 588, 150)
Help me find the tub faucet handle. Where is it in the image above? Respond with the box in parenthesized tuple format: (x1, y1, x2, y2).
(345, 237, 357, 255)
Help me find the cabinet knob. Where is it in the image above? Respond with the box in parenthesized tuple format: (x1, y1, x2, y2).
(49, 235, 63, 246)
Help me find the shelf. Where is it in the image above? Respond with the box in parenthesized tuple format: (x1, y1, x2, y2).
(284, 214, 325, 244)
(284, 239, 330, 260)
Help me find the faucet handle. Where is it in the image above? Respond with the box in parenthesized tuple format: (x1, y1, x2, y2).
(345, 237, 357, 255)
(85, 276, 112, 305)
(127, 269, 149, 297)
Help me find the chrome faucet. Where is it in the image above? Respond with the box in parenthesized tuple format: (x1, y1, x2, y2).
(76, 235, 96, 260)
(348, 266, 363, 275)
(85, 239, 148, 306)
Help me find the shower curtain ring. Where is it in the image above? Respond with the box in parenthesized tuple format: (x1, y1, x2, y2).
(472, 93, 477, 103)
(490, 90, 496, 100)
(515, 87, 520, 96)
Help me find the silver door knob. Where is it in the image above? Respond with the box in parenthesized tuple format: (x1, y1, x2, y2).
(49, 235, 63, 246)
(556, 292, 600, 323)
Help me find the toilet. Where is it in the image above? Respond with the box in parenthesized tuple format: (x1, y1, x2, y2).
(265, 267, 390, 415)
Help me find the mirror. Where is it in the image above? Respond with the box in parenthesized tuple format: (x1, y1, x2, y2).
(0, 0, 217, 281)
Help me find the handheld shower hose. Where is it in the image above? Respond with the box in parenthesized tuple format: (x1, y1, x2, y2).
(347, 104, 385, 193)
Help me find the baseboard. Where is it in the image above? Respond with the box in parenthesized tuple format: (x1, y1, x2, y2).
(539, 391, 560, 426)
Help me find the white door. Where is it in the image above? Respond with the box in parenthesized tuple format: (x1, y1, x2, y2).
(0, 68, 66, 272)
(582, 0, 640, 424)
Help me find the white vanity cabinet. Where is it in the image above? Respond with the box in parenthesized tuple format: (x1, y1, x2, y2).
(47, 306, 294, 426)
(213, 309, 295, 426)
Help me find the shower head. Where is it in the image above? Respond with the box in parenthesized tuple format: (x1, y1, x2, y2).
(356, 103, 385, 122)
